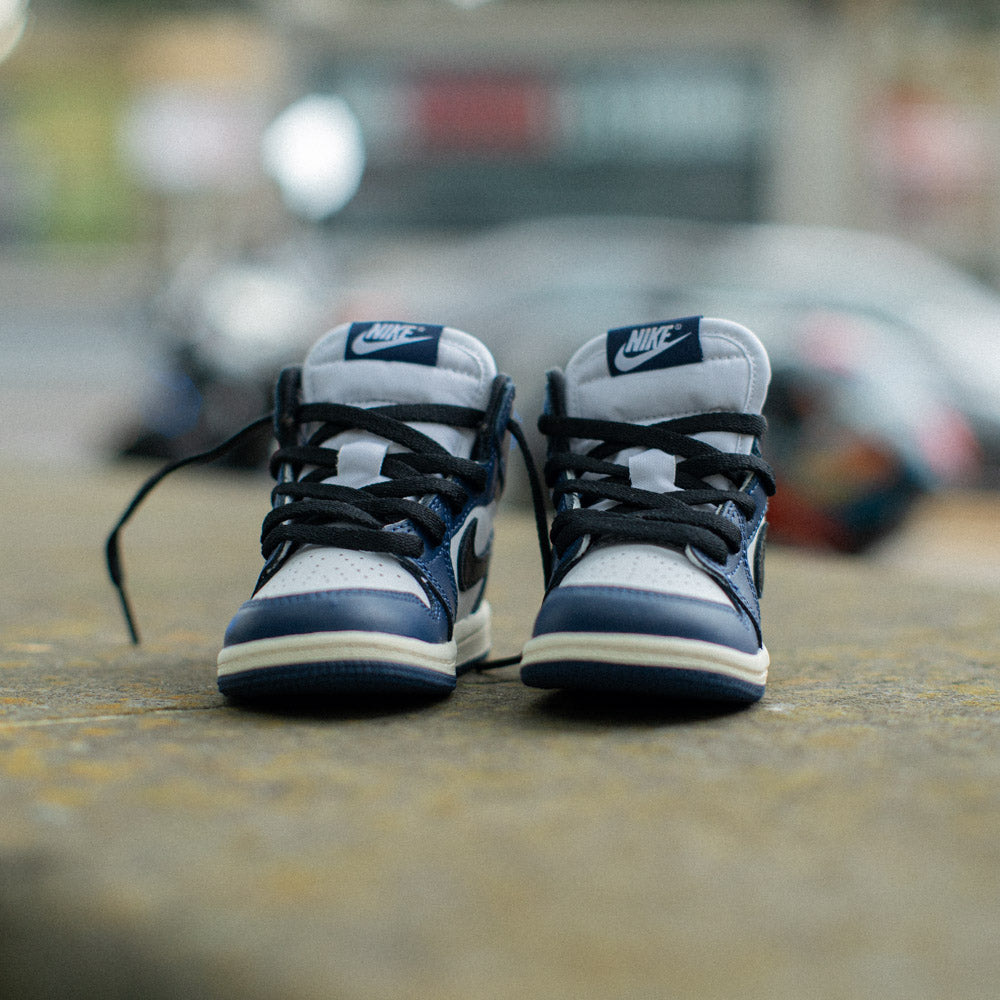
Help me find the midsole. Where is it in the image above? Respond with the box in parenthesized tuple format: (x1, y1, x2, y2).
(217, 603, 491, 678)
(217, 631, 456, 677)
(454, 601, 492, 668)
(520, 631, 769, 685)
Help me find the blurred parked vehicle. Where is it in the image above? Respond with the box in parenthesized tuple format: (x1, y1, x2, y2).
(115, 240, 341, 466)
(346, 216, 996, 550)
(121, 216, 1000, 552)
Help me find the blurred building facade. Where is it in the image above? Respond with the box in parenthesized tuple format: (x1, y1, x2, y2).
(3, 0, 1000, 281)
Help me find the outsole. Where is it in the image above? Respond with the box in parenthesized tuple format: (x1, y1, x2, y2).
(520, 660, 765, 703)
(218, 659, 457, 700)
(519, 632, 768, 703)
(216, 604, 491, 701)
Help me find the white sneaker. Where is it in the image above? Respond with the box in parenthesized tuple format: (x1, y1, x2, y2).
(216, 322, 518, 699)
(520, 317, 775, 702)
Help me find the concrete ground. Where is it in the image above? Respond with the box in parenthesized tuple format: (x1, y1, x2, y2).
(2, 459, 999, 1000)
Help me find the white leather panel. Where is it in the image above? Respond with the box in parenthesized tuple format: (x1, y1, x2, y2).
(559, 543, 730, 605)
(253, 547, 428, 604)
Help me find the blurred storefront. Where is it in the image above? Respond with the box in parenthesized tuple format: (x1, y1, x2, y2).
(273, 0, 1000, 279)
(290, 3, 774, 228)
(2, 0, 1000, 281)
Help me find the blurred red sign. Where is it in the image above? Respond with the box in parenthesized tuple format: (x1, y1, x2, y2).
(412, 73, 551, 155)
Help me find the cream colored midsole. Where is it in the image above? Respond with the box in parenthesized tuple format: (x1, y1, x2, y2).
(217, 603, 491, 678)
(217, 631, 455, 677)
(455, 601, 492, 667)
(520, 631, 769, 685)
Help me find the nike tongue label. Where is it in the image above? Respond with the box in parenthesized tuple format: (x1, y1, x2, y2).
(606, 317, 703, 376)
(345, 322, 442, 366)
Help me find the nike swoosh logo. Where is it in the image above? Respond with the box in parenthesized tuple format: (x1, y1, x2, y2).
(613, 332, 692, 373)
(457, 517, 490, 592)
(350, 333, 436, 356)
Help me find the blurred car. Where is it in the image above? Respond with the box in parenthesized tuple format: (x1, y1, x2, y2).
(116, 239, 342, 466)
(122, 215, 1000, 552)
(344, 216, 996, 549)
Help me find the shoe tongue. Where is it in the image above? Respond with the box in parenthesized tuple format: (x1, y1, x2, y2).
(562, 317, 770, 494)
(304, 321, 496, 409)
(564, 316, 770, 425)
(301, 321, 497, 472)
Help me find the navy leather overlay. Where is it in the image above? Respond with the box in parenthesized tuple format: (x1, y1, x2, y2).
(531, 585, 760, 654)
(224, 588, 446, 647)
(690, 477, 769, 642)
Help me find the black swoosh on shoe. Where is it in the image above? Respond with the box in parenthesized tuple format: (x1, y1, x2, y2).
(457, 518, 490, 592)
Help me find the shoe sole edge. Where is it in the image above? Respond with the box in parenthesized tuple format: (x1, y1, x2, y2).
(217, 630, 456, 676)
(216, 604, 491, 698)
(520, 631, 768, 701)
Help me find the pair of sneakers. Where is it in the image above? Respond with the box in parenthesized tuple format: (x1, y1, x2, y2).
(110, 316, 775, 704)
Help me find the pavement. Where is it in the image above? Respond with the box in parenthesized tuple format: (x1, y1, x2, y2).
(2, 458, 1000, 1000)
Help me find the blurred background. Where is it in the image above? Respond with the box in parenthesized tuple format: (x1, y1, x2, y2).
(5, 0, 1000, 551)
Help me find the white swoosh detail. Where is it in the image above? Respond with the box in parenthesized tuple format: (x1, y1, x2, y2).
(613, 332, 692, 373)
(350, 334, 435, 356)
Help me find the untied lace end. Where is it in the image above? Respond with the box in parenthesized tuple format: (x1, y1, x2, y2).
(104, 406, 552, 650)
(105, 415, 273, 646)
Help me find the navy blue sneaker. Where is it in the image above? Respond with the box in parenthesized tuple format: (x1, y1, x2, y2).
(519, 317, 776, 703)
(216, 322, 517, 699)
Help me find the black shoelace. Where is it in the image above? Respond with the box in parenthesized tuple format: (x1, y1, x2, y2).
(540, 411, 776, 568)
(107, 382, 552, 647)
(106, 390, 771, 656)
